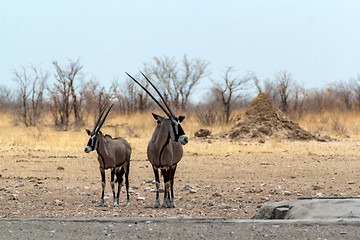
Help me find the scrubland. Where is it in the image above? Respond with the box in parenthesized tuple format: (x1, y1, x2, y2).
(1, 110, 360, 219)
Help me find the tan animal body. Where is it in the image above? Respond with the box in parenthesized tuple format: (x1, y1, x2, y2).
(84, 105, 131, 207)
(126, 72, 188, 208)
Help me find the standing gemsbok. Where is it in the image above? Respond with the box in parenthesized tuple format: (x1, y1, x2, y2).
(126, 72, 188, 208)
(84, 104, 131, 207)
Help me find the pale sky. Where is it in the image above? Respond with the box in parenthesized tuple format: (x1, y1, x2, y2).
(1, 0, 360, 101)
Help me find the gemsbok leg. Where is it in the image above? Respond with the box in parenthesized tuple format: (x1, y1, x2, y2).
(153, 166, 161, 208)
(100, 169, 106, 207)
(169, 164, 177, 208)
(115, 167, 124, 206)
(110, 168, 118, 207)
(161, 168, 171, 208)
(125, 162, 131, 206)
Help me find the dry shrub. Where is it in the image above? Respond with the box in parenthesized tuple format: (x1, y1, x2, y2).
(297, 111, 360, 139)
(194, 102, 244, 126)
(331, 117, 347, 135)
(195, 107, 218, 126)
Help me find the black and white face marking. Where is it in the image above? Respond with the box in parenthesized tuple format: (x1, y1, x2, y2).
(85, 129, 97, 153)
(153, 113, 188, 145)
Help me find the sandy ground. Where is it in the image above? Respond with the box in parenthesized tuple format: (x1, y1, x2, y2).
(1, 138, 360, 238)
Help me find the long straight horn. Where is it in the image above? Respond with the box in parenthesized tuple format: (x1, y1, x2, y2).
(96, 104, 114, 133)
(125, 72, 173, 119)
(139, 71, 177, 120)
(93, 106, 107, 133)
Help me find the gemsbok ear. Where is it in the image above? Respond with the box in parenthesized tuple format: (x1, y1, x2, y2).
(152, 113, 159, 120)
(178, 115, 185, 123)
(152, 113, 165, 124)
(86, 129, 91, 135)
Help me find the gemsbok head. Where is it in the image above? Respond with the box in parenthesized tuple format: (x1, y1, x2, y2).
(84, 104, 132, 207)
(126, 71, 188, 208)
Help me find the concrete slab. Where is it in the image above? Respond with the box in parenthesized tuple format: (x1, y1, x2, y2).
(253, 197, 360, 220)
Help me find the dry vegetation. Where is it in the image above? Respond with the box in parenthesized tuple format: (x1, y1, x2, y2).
(1, 111, 360, 219)
(298, 111, 360, 139)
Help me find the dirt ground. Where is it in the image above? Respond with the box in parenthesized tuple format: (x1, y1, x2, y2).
(1, 137, 360, 238)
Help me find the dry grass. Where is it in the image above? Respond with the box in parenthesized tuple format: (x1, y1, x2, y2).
(0, 111, 235, 157)
(296, 110, 360, 139)
(2, 110, 360, 157)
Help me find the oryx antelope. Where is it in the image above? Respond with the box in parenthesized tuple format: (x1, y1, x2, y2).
(126, 72, 188, 208)
(84, 104, 131, 207)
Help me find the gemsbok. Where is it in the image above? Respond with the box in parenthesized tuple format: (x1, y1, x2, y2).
(84, 104, 131, 207)
(126, 72, 188, 208)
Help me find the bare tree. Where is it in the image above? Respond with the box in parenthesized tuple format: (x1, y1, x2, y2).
(144, 54, 209, 110)
(351, 75, 360, 109)
(276, 70, 294, 113)
(253, 75, 262, 94)
(211, 67, 252, 123)
(292, 85, 306, 113)
(117, 75, 150, 114)
(50, 59, 85, 129)
(86, 79, 118, 118)
(322, 81, 353, 111)
(0, 85, 13, 111)
(304, 89, 328, 113)
(30, 67, 47, 125)
(262, 79, 279, 105)
(13, 66, 48, 126)
(179, 55, 210, 109)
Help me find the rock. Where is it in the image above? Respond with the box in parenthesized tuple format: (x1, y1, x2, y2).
(212, 192, 222, 197)
(136, 196, 145, 201)
(274, 206, 290, 219)
(313, 185, 324, 190)
(189, 189, 197, 194)
(251, 188, 263, 193)
(54, 199, 63, 206)
(183, 184, 194, 191)
(15, 183, 25, 188)
(194, 129, 211, 138)
(283, 191, 292, 196)
(57, 166, 65, 170)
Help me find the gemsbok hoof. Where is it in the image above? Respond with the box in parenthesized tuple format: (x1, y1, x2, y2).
(162, 199, 170, 208)
(98, 199, 104, 207)
(113, 198, 119, 206)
